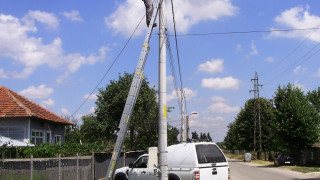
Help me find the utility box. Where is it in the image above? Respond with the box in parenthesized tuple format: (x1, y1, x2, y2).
(244, 153, 251, 162)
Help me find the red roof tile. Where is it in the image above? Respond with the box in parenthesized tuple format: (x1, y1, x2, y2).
(0, 86, 74, 125)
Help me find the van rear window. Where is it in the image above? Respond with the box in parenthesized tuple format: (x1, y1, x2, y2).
(196, 144, 226, 164)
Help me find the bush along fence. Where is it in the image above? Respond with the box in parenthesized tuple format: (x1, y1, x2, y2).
(0, 150, 146, 180)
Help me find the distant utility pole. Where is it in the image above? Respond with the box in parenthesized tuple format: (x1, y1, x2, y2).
(249, 71, 262, 159)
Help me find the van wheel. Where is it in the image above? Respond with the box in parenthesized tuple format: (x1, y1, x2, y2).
(168, 173, 180, 180)
(114, 173, 128, 180)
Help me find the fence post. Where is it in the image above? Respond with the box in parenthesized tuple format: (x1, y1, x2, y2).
(91, 152, 94, 180)
(30, 154, 33, 180)
(77, 153, 79, 180)
(58, 153, 61, 180)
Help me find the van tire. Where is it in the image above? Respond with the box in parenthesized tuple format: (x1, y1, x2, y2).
(114, 173, 128, 180)
(168, 173, 181, 180)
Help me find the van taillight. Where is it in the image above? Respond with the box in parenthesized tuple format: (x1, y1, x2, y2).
(194, 170, 200, 180)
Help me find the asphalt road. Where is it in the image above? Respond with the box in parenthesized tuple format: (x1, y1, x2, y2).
(228, 159, 320, 180)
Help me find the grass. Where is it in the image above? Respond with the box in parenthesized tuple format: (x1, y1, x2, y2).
(225, 153, 320, 173)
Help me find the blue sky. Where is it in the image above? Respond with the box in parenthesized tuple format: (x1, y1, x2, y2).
(1, 0, 320, 142)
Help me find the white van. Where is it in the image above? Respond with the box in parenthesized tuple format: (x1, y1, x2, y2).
(114, 142, 230, 180)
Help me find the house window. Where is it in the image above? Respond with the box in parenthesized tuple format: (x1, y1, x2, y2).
(0, 127, 24, 140)
(46, 131, 51, 144)
(31, 130, 44, 145)
(55, 135, 61, 144)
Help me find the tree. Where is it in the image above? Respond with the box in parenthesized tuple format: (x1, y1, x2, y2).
(273, 83, 320, 156)
(168, 125, 179, 145)
(207, 132, 212, 142)
(224, 98, 275, 152)
(191, 131, 199, 140)
(80, 114, 107, 143)
(200, 132, 207, 140)
(307, 87, 320, 113)
(95, 72, 159, 150)
(65, 117, 83, 144)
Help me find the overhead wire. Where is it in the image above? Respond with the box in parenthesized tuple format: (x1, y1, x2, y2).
(70, 13, 146, 118)
(169, 27, 320, 37)
(170, 0, 188, 116)
(264, 41, 320, 85)
(261, 28, 319, 77)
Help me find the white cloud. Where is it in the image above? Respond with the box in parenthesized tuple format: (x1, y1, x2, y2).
(189, 116, 224, 128)
(62, 10, 83, 22)
(105, 0, 238, 37)
(76, 114, 83, 120)
(293, 81, 307, 92)
(61, 108, 71, 116)
(313, 68, 320, 77)
(89, 107, 96, 114)
(236, 44, 243, 53)
(202, 76, 240, 90)
(293, 65, 307, 75)
(198, 59, 224, 74)
(265, 56, 275, 62)
(270, 6, 320, 42)
(0, 68, 7, 78)
(208, 102, 240, 113)
(41, 98, 55, 108)
(211, 96, 227, 102)
(19, 84, 53, 99)
(83, 94, 98, 101)
(167, 88, 197, 102)
(249, 41, 258, 55)
(56, 72, 70, 85)
(293, 65, 301, 75)
(0, 13, 108, 78)
(22, 10, 59, 31)
(167, 75, 174, 86)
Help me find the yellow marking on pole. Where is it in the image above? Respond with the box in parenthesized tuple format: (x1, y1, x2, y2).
(148, 47, 150, 50)
(136, 72, 140, 75)
(110, 161, 115, 172)
(126, 115, 130, 124)
(143, 43, 149, 47)
(131, 87, 135, 95)
(164, 106, 167, 118)
(111, 151, 115, 159)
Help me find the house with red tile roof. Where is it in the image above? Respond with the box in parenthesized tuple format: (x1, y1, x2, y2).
(0, 86, 74, 146)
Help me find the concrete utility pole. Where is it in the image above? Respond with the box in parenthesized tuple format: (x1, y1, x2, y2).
(249, 71, 262, 159)
(158, 0, 168, 179)
(186, 112, 197, 140)
(180, 95, 186, 142)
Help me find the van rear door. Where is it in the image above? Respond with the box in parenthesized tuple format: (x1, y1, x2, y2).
(195, 144, 229, 180)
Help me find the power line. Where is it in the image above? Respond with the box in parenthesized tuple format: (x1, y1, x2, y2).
(168, 27, 320, 37)
(261, 28, 319, 77)
(170, 0, 188, 141)
(264, 42, 320, 85)
(71, 14, 146, 118)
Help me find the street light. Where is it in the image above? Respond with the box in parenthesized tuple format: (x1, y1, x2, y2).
(186, 112, 198, 140)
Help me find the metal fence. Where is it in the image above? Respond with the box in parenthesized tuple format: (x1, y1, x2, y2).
(0, 151, 146, 180)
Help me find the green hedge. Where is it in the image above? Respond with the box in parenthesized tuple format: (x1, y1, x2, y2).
(1, 142, 111, 158)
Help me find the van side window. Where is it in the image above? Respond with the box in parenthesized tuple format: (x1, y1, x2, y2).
(196, 144, 226, 163)
(134, 156, 148, 168)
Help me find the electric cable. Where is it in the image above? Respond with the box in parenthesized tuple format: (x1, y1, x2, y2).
(264, 42, 320, 85)
(169, 27, 320, 37)
(71, 13, 146, 118)
(170, 0, 188, 116)
(261, 27, 319, 77)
